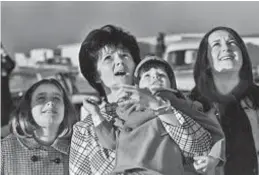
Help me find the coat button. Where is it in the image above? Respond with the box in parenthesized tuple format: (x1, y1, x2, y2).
(31, 155, 38, 162)
(125, 127, 132, 132)
(53, 158, 61, 164)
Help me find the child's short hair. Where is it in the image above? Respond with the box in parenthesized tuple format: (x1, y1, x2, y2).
(134, 55, 177, 89)
(10, 79, 79, 139)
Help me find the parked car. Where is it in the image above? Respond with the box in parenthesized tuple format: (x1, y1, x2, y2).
(163, 38, 200, 92)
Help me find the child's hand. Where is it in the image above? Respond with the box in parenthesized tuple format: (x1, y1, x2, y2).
(193, 156, 220, 174)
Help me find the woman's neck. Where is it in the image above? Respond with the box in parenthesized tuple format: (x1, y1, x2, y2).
(103, 85, 122, 103)
(34, 125, 59, 146)
(212, 70, 240, 95)
(106, 90, 120, 103)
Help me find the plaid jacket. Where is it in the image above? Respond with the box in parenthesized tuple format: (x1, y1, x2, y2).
(1, 134, 70, 175)
(69, 101, 213, 175)
(69, 107, 116, 175)
(162, 105, 212, 158)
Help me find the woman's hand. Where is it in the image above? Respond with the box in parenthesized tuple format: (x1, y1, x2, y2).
(83, 96, 106, 126)
(83, 96, 101, 116)
(193, 156, 220, 174)
(115, 85, 160, 109)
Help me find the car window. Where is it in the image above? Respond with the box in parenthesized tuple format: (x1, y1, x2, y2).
(166, 49, 197, 70)
(185, 50, 197, 65)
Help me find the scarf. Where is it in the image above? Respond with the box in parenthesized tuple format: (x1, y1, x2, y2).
(196, 75, 258, 175)
(220, 101, 257, 175)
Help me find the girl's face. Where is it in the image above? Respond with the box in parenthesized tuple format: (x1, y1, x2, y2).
(138, 67, 171, 93)
(208, 30, 243, 73)
(31, 83, 65, 128)
(96, 45, 136, 90)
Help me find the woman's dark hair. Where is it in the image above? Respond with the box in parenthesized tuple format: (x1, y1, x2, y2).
(79, 24, 141, 98)
(192, 26, 259, 109)
(10, 79, 79, 139)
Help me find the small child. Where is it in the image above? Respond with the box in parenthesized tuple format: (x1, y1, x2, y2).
(87, 56, 225, 175)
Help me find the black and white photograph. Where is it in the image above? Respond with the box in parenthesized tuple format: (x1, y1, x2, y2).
(1, 1, 259, 175)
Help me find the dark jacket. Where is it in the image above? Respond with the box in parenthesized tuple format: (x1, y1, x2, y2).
(190, 85, 259, 175)
(1, 50, 15, 126)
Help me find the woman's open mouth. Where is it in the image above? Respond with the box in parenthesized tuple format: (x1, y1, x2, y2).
(43, 110, 57, 114)
(114, 71, 129, 77)
(220, 55, 234, 61)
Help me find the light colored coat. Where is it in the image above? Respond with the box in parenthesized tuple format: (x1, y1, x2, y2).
(1, 134, 70, 175)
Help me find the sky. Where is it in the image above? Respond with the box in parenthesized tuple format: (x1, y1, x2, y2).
(1, 1, 259, 57)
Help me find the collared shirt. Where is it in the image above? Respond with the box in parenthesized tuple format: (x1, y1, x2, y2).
(1, 134, 70, 175)
(69, 101, 212, 175)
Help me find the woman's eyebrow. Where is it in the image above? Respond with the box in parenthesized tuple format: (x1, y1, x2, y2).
(36, 92, 62, 97)
(52, 92, 62, 97)
(211, 39, 220, 43)
(36, 92, 46, 97)
(99, 52, 111, 60)
(228, 37, 235, 41)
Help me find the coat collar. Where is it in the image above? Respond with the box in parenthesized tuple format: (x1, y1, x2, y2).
(17, 136, 70, 155)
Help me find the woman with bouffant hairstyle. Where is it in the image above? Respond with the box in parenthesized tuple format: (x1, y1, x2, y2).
(1, 79, 78, 175)
(78, 24, 140, 99)
(69, 24, 141, 175)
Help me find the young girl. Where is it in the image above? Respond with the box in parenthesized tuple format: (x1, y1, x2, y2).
(1, 79, 78, 175)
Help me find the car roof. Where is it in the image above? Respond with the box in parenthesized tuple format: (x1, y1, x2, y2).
(165, 38, 201, 53)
